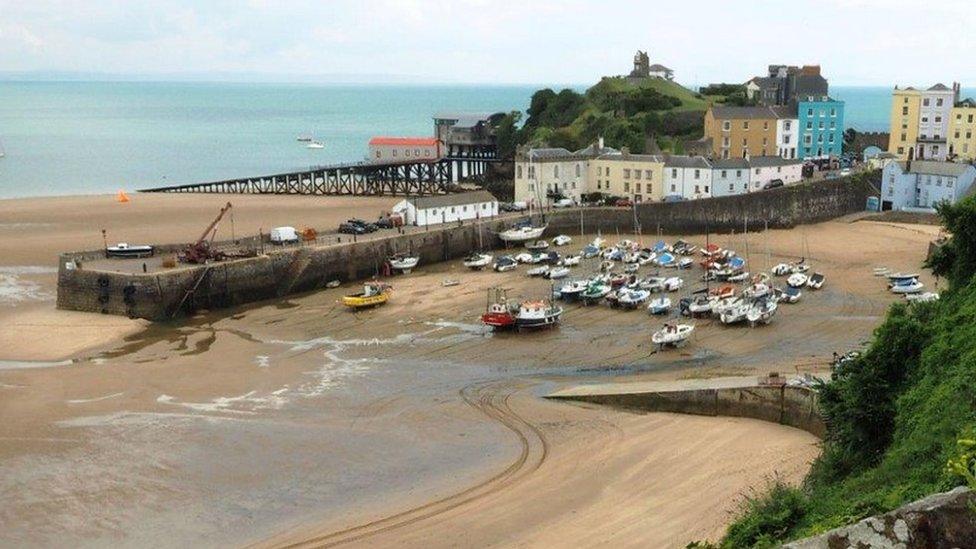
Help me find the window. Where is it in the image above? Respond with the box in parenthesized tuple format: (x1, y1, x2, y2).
(743, 121, 750, 130)
(375, 151, 381, 158)
(755, 168, 760, 175)
(404, 149, 410, 157)
(807, 108, 813, 117)
(450, 206, 456, 213)
(694, 185, 700, 193)
(763, 137, 768, 146)
(623, 169, 631, 179)
(729, 183, 734, 192)
(517, 165, 523, 178)
(670, 184, 676, 192)
(785, 121, 791, 130)
(806, 121, 813, 130)
(901, 133, 907, 141)
(830, 108, 836, 117)
(645, 170, 653, 179)
(528, 183, 535, 191)
(784, 135, 791, 144)
(414, 149, 420, 156)
(635, 170, 641, 180)
(935, 116, 942, 123)
(463, 205, 468, 212)
(736, 170, 742, 177)
(937, 98, 944, 107)
(721, 170, 727, 178)
(723, 121, 731, 131)
(392, 149, 397, 157)
(923, 98, 930, 106)
(763, 121, 769, 130)
(553, 165, 559, 178)
(694, 169, 700, 179)
(636, 183, 641, 192)
(829, 134, 835, 143)
(572, 182, 577, 189)
(527, 166, 535, 178)
(704, 186, 709, 194)
(624, 182, 630, 192)
(425, 150, 431, 157)
(671, 169, 678, 177)
(819, 121, 825, 129)
(605, 167, 611, 176)
(922, 117, 929, 123)
(902, 106, 909, 115)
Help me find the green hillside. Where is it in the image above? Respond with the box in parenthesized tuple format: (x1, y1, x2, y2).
(713, 197, 976, 547)
(494, 76, 710, 158)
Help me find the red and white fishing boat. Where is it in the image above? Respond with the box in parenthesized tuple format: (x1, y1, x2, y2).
(481, 288, 517, 330)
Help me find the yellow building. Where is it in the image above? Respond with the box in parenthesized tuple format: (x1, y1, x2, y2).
(589, 153, 665, 202)
(888, 87, 922, 160)
(704, 106, 780, 159)
(949, 99, 976, 161)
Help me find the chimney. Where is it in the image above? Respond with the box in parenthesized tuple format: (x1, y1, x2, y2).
(598, 136, 605, 150)
(953, 82, 961, 104)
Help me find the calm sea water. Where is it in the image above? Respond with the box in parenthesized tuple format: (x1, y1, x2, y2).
(2, 82, 970, 199)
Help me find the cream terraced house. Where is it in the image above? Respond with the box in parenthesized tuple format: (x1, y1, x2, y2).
(513, 139, 620, 206)
(949, 98, 976, 161)
(589, 153, 665, 203)
(663, 156, 712, 200)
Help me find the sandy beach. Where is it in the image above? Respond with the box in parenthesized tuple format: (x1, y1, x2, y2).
(0, 194, 939, 548)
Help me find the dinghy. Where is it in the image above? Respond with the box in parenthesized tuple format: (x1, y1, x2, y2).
(463, 252, 493, 270)
(684, 294, 714, 316)
(790, 260, 810, 274)
(599, 260, 615, 272)
(905, 292, 939, 303)
(779, 285, 802, 303)
(388, 254, 420, 273)
(890, 278, 924, 294)
(529, 252, 548, 264)
(709, 285, 736, 300)
(527, 265, 550, 277)
(746, 298, 778, 326)
(624, 263, 640, 274)
(514, 252, 534, 263)
(499, 225, 547, 243)
(581, 280, 611, 303)
(591, 236, 606, 248)
(525, 239, 550, 251)
(617, 239, 638, 250)
(622, 252, 640, 264)
(581, 245, 601, 259)
(727, 271, 750, 283)
(514, 300, 563, 330)
(652, 323, 694, 348)
(806, 272, 825, 290)
(641, 276, 666, 292)
(719, 299, 750, 324)
(873, 267, 891, 277)
(677, 257, 694, 269)
(637, 250, 656, 265)
(343, 282, 391, 309)
(663, 277, 684, 292)
(559, 280, 588, 300)
(603, 247, 623, 261)
(647, 296, 671, 315)
(562, 254, 582, 266)
(609, 273, 630, 288)
(106, 242, 154, 258)
(651, 240, 668, 253)
(701, 243, 723, 257)
(656, 252, 676, 267)
(493, 255, 518, 272)
(887, 273, 921, 287)
(772, 263, 792, 276)
(787, 273, 809, 288)
(743, 281, 771, 299)
(547, 266, 570, 279)
(552, 235, 573, 246)
(618, 288, 651, 309)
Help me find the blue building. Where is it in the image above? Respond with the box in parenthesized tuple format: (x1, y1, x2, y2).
(797, 96, 844, 159)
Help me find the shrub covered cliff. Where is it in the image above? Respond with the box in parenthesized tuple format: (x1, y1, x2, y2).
(717, 196, 976, 547)
(494, 76, 713, 159)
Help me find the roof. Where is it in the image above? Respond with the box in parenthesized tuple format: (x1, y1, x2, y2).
(432, 112, 501, 129)
(957, 98, 976, 108)
(908, 160, 974, 177)
(573, 141, 620, 158)
(406, 190, 497, 210)
(770, 105, 796, 119)
(648, 64, 672, 72)
(749, 156, 803, 168)
(710, 158, 750, 169)
(928, 83, 951, 91)
(746, 76, 780, 89)
(709, 106, 779, 120)
(369, 137, 440, 146)
(664, 155, 711, 169)
(595, 153, 664, 163)
(526, 147, 574, 161)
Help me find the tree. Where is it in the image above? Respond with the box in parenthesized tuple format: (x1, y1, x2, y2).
(494, 111, 523, 160)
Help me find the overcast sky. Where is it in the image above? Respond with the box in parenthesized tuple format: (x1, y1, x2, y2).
(1, 0, 973, 86)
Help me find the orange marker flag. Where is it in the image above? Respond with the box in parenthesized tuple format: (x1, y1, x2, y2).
(116, 190, 130, 203)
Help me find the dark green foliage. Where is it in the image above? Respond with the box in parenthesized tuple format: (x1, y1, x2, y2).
(720, 198, 976, 546)
(493, 111, 522, 160)
(700, 83, 746, 96)
(926, 196, 976, 287)
(525, 88, 586, 129)
(723, 481, 808, 548)
(721, 91, 756, 107)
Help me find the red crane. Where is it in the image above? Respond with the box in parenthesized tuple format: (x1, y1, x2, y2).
(180, 202, 233, 264)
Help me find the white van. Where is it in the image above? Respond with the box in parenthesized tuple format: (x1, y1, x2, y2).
(270, 226, 299, 244)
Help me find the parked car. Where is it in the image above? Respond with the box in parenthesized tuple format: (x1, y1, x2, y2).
(663, 194, 685, 203)
(553, 198, 574, 208)
(347, 218, 378, 233)
(614, 198, 633, 207)
(375, 214, 403, 229)
(338, 222, 366, 235)
(763, 179, 785, 190)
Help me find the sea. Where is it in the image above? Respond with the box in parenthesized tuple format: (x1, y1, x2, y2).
(1, 82, 970, 199)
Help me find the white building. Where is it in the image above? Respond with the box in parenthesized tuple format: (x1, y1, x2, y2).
(664, 156, 712, 200)
(881, 160, 976, 211)
(368, 137, 443, 163)
(748, 156, 804, 191)
(391, 190, 498, 226)
(774, 109, 799, 160)
(917, 84, 957, 161)
(709, 159, 751, 197)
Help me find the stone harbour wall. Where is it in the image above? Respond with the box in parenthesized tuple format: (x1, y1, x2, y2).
(56, 174, 877, 321)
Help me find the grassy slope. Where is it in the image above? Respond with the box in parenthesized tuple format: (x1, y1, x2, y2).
(720, 202, 976, 546)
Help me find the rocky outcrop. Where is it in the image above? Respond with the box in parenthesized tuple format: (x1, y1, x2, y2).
(784, 487, 976, 549)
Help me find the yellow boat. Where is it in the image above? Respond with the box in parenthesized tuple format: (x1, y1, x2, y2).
(342, 283, 391, 309)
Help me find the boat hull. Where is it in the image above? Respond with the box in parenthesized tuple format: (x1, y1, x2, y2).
(342, 292, 390, 308)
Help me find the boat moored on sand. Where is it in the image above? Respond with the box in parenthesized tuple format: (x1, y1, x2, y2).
(463, 252, 493, 270)
(652, 323, 694, 348)
(342, 282, 391, 309)
(499, 225, 547, 243)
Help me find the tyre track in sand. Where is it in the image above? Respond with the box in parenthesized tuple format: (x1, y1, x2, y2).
(261, 380, 549, 549)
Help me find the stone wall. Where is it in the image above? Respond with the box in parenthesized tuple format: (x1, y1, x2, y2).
(56, 174, 877, 321)
(785, 487, 976, 549)
(547, 385, 825, 438)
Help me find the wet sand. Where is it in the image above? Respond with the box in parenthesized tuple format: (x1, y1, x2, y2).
(0, 194, 938, 548)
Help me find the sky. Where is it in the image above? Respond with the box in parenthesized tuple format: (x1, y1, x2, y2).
(1, 0, 974, 87)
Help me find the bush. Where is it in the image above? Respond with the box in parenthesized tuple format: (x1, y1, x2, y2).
(723, 481, 807, 548)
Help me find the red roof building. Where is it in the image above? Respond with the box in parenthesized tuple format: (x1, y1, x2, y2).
(368, 137, 443, 163)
